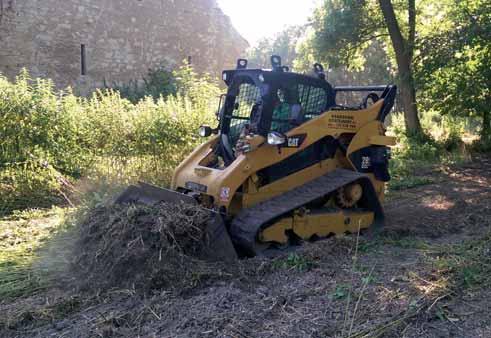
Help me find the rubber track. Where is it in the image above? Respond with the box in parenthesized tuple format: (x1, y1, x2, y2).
(230, 169, 376, 256)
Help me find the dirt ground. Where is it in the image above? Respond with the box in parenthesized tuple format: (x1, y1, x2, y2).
(1, 157, 490, 338)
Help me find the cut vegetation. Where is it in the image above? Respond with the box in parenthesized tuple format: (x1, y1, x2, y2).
(71, 202, 230, 292)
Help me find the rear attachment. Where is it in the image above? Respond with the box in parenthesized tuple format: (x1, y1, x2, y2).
(115, 182, 237, 261)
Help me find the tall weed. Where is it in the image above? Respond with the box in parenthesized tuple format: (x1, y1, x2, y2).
(387, 112, 469, 190)
(0, 66, 220, 215)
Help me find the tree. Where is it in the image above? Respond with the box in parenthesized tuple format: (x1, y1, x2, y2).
(416, 0, 491, 142)
(378, 0, 421, 133)
(247, 26, 304, 69)
(295, 34, 394, 107)
(311, 0, 423, 134)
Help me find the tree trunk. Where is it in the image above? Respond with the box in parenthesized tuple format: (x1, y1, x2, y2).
(378, 0, 422, 135)
(482, 110, 491, 141)
(398, 62, 421, 133)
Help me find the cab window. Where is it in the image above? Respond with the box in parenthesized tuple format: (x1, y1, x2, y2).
(270, 83, 328, 133)
(228, 82, 262, 145)
(298, 84, 328, 120)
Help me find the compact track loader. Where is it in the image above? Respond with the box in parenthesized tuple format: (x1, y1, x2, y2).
(116, 56, 397, 260)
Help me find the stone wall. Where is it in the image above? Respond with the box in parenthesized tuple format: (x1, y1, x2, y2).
(0, 0, 248, 94)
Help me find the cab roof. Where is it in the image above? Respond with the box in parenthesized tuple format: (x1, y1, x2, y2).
(222, 68, 335, 94)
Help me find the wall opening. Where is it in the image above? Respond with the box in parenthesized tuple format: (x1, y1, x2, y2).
(0, 0, 4, 24)
(81, 44, 87, 76)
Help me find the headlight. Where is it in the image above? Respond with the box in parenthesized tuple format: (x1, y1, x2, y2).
(199, 125, 212, 137)
(267, 131, 286, 146)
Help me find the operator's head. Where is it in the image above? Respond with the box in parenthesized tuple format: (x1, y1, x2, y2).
(277, 88, 287, 103)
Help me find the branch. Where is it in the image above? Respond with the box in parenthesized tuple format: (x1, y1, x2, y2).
(345, 33, 390, 53)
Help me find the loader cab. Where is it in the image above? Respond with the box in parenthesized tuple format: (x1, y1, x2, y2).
(217, 56, 336, 165)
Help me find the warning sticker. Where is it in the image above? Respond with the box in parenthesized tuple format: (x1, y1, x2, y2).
(327, 114, 357, 130)
(220, 187, 231, 202)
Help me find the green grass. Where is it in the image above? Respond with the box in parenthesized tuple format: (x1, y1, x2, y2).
(389, 175, 435, 191)
(383, 237, 431, 250)
(431, 234, 491, 291)
(272, 252, 317, 271)
(0, 207, 68, 299)
(358, 235, 431, 254)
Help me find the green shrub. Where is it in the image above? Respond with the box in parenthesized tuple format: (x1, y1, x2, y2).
(470, 137, 491, 153)
(0, 71, 92, 177)
(106, 61, 220, 106)
(0, 65, 220, 215)
(107, 64, 177, 103)
(388, 113, 441, 161)
(387, 112, 470, 191)
(0, 162, 63, 216)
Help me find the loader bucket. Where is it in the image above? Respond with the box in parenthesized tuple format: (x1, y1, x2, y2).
(114, 182, 238, 262)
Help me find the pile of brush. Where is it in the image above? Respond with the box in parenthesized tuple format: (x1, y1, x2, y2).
(71, 202, 230, 292)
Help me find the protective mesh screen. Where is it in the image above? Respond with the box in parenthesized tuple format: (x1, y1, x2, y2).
(270, 84, 328, 134)
(334, 91, 366, 108)
(298, 84, 328, 119)
(228, 83, 261, 146)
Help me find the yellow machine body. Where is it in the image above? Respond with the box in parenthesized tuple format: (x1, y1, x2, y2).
(171, 100, 395, 248)
(117, 57, 397, 258)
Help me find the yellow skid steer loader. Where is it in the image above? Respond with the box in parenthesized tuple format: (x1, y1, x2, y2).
(116, 56, 397, 260)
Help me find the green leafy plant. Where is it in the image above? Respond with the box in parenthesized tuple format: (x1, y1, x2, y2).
(107, 64, 177, 103)
(331, 284, 349, 300)
(0, 64, 220, 215)
(273, 253, 316, 271)
(387, 112, 471, 192)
